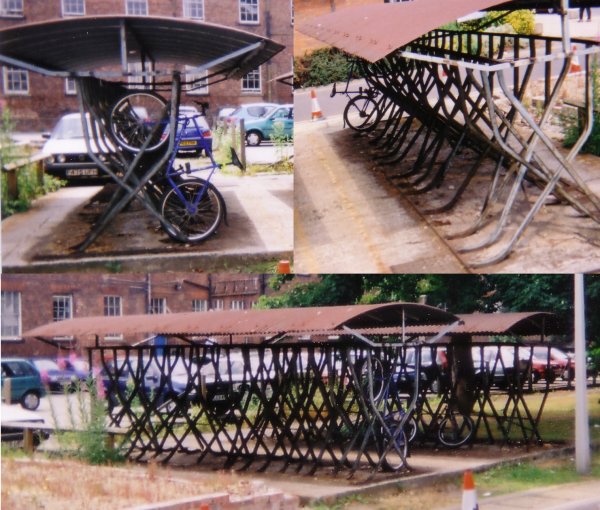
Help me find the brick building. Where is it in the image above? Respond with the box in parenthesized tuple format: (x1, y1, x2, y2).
(0, 0, 293, 130)
(1, 272, 308, 357)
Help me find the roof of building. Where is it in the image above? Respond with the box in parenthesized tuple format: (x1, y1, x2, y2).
(23, 302, 458, 342)
(0, 16, 284, 79)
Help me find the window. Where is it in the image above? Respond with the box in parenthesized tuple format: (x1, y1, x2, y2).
(126, 0, 147, 15)
(192, 299, 208, 312)
(230, 300, 245, 310)
(1, 291, 21, 339)
(239, 0, 259, 24)
(65, 78, 77, 95)
(212, 299, 224, 311)
(62, 0, 85, 16)
(183, 0, 204, 19)
(3, 66, 29, 95)
(0, 0, 23, 17)
(184, 67, 209, 95)
(53, 295, 73, 322)
(150, 297, 166, 314)
(241, 68, 261, 93)
(103, 296, 122, 341)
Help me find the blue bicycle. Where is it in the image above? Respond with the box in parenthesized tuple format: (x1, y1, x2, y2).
(109, 91, 238, 243)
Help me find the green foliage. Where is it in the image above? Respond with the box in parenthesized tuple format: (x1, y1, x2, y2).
(505, 10, 536, 35)
(270, 120, 293, 173)
(294, 48, 358, 89)
(1, 108, 65, 218)
(49, 379, 124, 465)
(561, 64, 600, 156)
(457, 10, 535, 35)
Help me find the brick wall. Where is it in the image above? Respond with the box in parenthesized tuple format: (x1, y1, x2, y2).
(0, 0, 293, 130)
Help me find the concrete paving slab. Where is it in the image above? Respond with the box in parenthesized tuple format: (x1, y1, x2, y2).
(294, 117, 467, 273)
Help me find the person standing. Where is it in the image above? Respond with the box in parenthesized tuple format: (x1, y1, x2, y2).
(579, 5, 592, 21)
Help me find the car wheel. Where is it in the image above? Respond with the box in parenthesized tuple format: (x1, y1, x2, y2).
(21, 391, 40, 411)
(246, 131, 262, 146)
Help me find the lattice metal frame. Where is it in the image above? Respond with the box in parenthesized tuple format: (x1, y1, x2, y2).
(90, 340, 555, 476)
(348, 23, 600, 266)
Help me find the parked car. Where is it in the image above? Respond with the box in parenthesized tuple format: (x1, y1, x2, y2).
(225, 103, 278, 126)
(217, 107, 236, 122)
(1, 358, 46, 410)
(244, 104, 294, 146)
(532, 346, 573, 381)
(56, 356, 91, 385)
(42, 112, 113, 183)
(29, 358, 78, 393)
(177, 105, 213, 157)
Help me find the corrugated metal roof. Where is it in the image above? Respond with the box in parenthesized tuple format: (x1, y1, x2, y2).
(403, 312, 562, 336)
(0, 16, 284, 79)
(24, 302, 458, 340)
(296, 0, 510, 63)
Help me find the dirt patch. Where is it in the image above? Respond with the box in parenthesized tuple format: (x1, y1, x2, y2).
(0, 456, 266, 510)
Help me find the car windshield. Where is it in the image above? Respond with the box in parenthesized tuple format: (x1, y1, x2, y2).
(51, 116, 84, 140)
(33, 359, 60, 371)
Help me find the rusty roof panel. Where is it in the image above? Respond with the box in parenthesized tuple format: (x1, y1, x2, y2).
(403, 312, 563, 336)
(24, 302, 458, 340)
(297, 0, 508, 63)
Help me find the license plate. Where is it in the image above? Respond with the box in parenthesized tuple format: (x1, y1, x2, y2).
(66, 168, 98, 177)
(179, 140, 197, 147)
(212, 394, 226, 402)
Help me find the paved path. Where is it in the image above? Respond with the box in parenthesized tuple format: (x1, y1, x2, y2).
(294, 117, 467, 273)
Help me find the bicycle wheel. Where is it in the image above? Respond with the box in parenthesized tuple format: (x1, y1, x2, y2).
(438, 412, 474, 448)
(343, 95, 381, 132)
(379, 425, 408, 471)
(355, 356, 385, 403)
(160, 178, 225, 243)
(110, 92, 169, 152)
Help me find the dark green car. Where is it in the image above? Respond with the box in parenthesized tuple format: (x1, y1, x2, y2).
(1, 358, 46, 410)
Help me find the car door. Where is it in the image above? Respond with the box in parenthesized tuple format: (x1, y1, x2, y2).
(265, 107, 293, 139)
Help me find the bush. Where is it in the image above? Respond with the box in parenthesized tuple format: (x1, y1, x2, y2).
(1, 108, 64, 218)
(505, 10, 536, 35)
(457, 10, 535, 35)
(561, 65, 600, 156)
(294, 48, 358, 89)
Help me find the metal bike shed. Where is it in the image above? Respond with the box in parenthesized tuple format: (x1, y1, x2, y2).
(298, 0, 600, 267)
(0, 16, 284, 250)
(25, 303, 563, 475)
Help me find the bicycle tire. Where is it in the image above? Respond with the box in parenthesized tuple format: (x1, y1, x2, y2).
(110, 92, 169, 152)
(405, 414, 418, 444)
(438, 412, 474, 448)
(160, 178, 225, 243)
(343, 95, 381, 132)
(355, 356, 386, 404)
(379, 428, 408, 471)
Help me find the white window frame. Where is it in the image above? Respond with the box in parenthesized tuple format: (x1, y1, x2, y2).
(3, 66, 29, 95)
(212, 299, 224, 311)
(0, 0, 24, 17)
(183, 0, 204, 19)
(103, 295, 123, 341)
(192, 299, 209, 312)
(125, 0, 148, 15)
(239, 0, 259, 24)
(290, 0, 293, 25)
(1, 291, 21, 340)
(62, 0, 85, 16)
(149, 297, 167, 314)
(53, 295, 73, 322)
(241, 67, 261, 93)
(65, 78, 77, 96)
(230, 300, 245, 311)
(184, 67, 209, 95)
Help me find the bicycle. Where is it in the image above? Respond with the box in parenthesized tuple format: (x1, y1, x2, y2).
(108, 91, 240, 243)
(329, 59, 383, 132)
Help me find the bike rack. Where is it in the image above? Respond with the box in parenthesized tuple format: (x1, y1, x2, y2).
(333, 7, 600, 266)
(0, 16, 284, 251)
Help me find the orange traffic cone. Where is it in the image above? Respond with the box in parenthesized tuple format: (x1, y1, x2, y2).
(310, 89, 325, 121)
(277, 260, 291, 274)
(570, 45, 582, 73)
(461, 470, 479, 510)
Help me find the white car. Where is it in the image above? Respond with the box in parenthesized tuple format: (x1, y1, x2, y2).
(42, 112, 113, 183)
